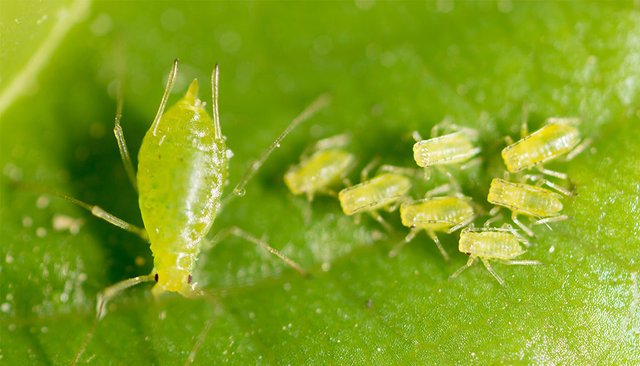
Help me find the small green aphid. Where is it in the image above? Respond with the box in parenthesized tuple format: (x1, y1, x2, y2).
(450, 226, 541, 286)
(502, 116, 591, 184)
(284, 134, 356, 201)
(389, 195, 475, 260)
(412, 120, 481, 189)
(338, 165, 412, 231)
(487, 178, 567, 237)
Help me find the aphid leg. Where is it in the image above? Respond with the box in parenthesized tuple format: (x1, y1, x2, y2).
(435, 166, 461, 192)
(430, 117, 454, 137)
(480, 258, 505, 286)
(150, 59, 179, 136)
(360, 157, 381, 182)
(511, 213, 534, 237)
(224, 94, 331, 205)
(533, 215, 569, 227)
(565, 138, 593, 161)
(536, 166, 568, 180)
(411, 130, 423, 142)
(459, 155, 482, 170)
(503, 259, 542, 266)
(378, 164, 421, 178)
(209, 226, 306, 276)
(54, 192, 148, 241)
(427, 231, 449, 261)
(447, 215, 475, 234)
(526, 175, 574, 196)
(112, 81, 138, 191)
(368, 210, 394, 233)
(484, 207, 502, 227)
(503, 224, 531, 247)
(504, 135, 515, 145)
(425, 183, 452, 197)
(388, 228, 419, 257)
(450, 256, 476, 280)
(96, 273, 156, 320)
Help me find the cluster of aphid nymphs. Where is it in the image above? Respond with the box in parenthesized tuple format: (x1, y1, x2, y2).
(285, 117, 590, 285)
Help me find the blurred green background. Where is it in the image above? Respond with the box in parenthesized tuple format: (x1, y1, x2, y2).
(1, 0, 639, 364)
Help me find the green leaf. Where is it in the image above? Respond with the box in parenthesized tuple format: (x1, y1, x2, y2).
(1, 1, 639, 364)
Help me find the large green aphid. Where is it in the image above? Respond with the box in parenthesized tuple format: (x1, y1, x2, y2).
(59, 60, 329, 320)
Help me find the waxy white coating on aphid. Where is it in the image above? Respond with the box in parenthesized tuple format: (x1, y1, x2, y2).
(502, 118, 581, 173)
(138, 79, 227, 297)
(487, 178, 563, 219)
(338, 173, 411, 215)
(413, 131, 480, 168)
(400, 196, 474, 233)
(284, 145, 356, 201)
(458, 227, 526, 260)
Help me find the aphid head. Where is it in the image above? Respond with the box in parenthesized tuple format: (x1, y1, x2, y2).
(151, 267, 197, 298)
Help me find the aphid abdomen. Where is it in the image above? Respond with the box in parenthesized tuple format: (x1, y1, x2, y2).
(488, 178, 563, 217)
(413, 132, 478, 167)
(137, 80, 228, 296)
(284, 149, 354, 196)
(502, 123, 580, 172)
(459, 229, 523, 260)
(339, 173, 411, 215)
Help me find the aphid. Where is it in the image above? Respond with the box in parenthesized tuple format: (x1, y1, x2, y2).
(389, 195, 475, 260)
(338, 164, 412, 231)
(502, 116, 591, 184)
(284, 134, 356, 201)
(487, 178, 567, 237)
(67, 61, 329, 363)
(412, 120, 481, 189)
(449, 225, 541, 286)
(65, 60, 328, 318)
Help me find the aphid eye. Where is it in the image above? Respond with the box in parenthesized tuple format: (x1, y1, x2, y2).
(465, 252, 471, 256)
(187, 274, 193, 284)
(154, 273, 159, 282)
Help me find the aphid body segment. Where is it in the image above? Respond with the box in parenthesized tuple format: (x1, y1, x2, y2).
(450, 226, 540, 286)
(338, 173, 411, 230)
(487, 178, 567, 237)
(284, 135, 356, 201)
(502, 117, 582, 173)
(391, 196, 475, 260)
(137, 79, 225, 297)
(413, 131, 480, 169)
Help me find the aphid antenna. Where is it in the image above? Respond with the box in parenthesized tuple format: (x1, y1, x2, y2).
(211, 63, 222, 140)
(411, 130, 423, 142)
(520, 102, 531, 138)
(388, 229, 418, 258)
(565, 137, 593, 161)
(360, 156, 381, 181)
(546, 116, 581, 126)
(112, 80, 138, 192)
(151, 59, 179, 136)
(449, 256, 475, 281)
(222, 93, 331, 208)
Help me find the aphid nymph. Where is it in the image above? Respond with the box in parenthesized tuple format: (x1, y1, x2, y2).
(389, 195, 475, 260)
(487, 178, 567, 237)
(338, 160, 412, 231)
(502, 116, 591, 192)
(412, 120, 481, 190)
(284, 134, 356, 201)
(450, 225, 541, 286)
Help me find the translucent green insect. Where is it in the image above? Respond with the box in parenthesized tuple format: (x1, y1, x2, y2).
(63, 60, 329, 363)
(487, 178, 567, 237)
(284, 134, 356, 201)
(412, 120, 481, 190)
(450, 225, 541, 286)
(502, 116, 591, 194)
(389, 195, 475, 260)
(338, 161, 412, 231)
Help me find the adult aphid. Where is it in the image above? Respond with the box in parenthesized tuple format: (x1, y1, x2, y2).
(449, 225, 541, 286)
(284, 134, 356, 201)
(69, 60, 329, 363)
(487, 178, 567, 237)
